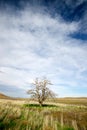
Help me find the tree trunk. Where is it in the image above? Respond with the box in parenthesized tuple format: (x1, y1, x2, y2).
(39, 101, 43, 106)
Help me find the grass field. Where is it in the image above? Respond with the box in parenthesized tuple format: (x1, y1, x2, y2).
(0, 97, 87, 130)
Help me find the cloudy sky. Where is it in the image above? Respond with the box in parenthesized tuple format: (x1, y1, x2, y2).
(0, 0, 87, 97)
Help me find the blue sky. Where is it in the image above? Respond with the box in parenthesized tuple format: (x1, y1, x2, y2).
(0, 0, 87, 97)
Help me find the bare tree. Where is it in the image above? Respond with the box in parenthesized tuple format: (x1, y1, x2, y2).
(27, 77, 56, 106)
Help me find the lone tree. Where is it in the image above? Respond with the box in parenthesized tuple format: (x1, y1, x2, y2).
(27, 77, 56, 106)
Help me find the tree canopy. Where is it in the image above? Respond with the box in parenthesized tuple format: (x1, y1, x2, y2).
(27, 77, 56, 106)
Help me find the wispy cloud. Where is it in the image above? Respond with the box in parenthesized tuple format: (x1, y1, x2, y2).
(0, 4, 87, 97)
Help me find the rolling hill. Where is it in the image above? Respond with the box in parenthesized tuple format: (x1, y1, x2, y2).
(0, 93, 11, 99)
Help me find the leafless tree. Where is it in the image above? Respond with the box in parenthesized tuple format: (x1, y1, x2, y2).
(27, 77, 56, 106)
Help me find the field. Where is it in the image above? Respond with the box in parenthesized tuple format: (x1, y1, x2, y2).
(0, 97, 87, 130)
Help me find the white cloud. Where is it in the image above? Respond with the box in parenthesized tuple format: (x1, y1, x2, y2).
(0, 5, 87, 97)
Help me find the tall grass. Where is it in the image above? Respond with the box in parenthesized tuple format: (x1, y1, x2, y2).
(0, 101, 87, 130)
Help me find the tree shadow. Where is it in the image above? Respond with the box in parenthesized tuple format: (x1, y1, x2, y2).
(24, 104, 57, 108)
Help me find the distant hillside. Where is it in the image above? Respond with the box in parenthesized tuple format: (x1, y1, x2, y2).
(0, 93, 11, 99)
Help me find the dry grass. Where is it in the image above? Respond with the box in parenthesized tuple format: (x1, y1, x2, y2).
(53, 98, 87, 106)
(0, 99, 87, 130)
